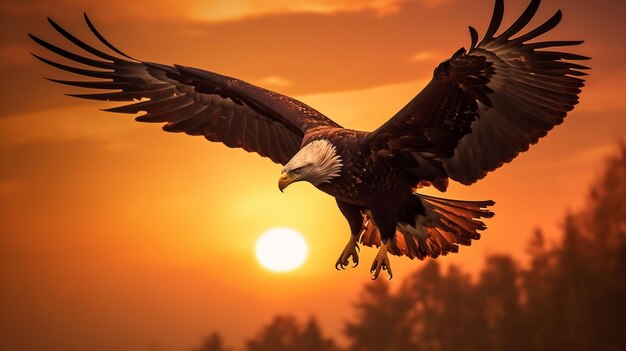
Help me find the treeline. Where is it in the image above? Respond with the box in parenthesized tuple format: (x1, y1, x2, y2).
(195, 145, 626, 351)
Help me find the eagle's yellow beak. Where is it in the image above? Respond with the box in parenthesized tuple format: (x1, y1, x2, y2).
(278, 172, 297, 192)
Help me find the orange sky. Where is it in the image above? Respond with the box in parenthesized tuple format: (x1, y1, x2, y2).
(1, 0, 626, 350)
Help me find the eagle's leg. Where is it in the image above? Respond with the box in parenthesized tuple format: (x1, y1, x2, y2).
(369, 210, 396, 280)
(335, 234, 360, 270)
(370, 241, 391, 280)
(335, 200, 364, 270)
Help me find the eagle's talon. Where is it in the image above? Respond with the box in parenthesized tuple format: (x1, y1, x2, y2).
(370, 241, 392, 280)
(335, 236, 360, 271)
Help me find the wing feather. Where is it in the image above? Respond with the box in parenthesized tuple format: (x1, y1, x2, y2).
(495, 0, 541, 41)
(29, 33, 113, 69)
(367, 0, 588, 186)
(30, 15, 341, 165)
(66, 86, 175, 101)
(480, 0, 504, 45)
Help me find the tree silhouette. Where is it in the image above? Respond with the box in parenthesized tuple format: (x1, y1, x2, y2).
(246, 315, 337, 351)
(521, 229, 558, 351)
(194, 332, 230, 351)
(298, 318, 339, 351)
(246, 315, 300, 351)
(344, 280, 410, 351)
(477, 255, 522, 351)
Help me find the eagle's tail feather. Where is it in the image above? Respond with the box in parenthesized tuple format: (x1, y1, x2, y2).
(359, 194, 494, 260)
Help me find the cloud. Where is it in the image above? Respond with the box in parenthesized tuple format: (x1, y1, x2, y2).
(0, 44, 31, 65)
(189, 0, 403, 21)
(409, 51, 443, 62)
(254, 75, 293, 88)
(1, 0, 450, 22)
(296, 78, 429, 129)
(190, 0, 455, 22)
(415, 0, 451, 8)
(576, 70, 626, 114)
(534, 143, 618, 171)
(0, 179, 22, 196)
(0, 104, 137, 147)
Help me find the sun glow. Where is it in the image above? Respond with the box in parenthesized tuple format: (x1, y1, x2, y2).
(255, 227, 308, 272)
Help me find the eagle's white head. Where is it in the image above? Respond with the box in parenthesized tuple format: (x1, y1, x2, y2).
(278, 139, 343, 191)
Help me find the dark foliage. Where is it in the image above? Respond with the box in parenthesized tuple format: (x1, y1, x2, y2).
(246, 316, 339, 351)
(193, 332, 230, 351)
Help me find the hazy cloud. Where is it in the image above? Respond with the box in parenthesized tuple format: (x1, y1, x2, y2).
(297, 78, 429, 129)
(191, 0, 403, 22)
(255, 75, 293, 88)
(535, 143, 618, 170)
(409, 51, 443, 62)
(577, 70, 626, 113)
(184, 0, 453, 22)
(0, 44, 31, 65)
(1, 0, 451, 22)
(416, 0, 452, 8)
(0, 179, 22, 196)
(0, 104, 136, 146)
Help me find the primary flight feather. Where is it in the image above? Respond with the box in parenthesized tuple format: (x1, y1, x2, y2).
(30, 0, 588, 279)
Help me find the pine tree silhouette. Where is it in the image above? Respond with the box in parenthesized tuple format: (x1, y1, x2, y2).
(194, 332, 230, 351)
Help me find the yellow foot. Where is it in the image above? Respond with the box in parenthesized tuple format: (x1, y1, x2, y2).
(335, 235, 360, 270)
(370, 241, 392, 280)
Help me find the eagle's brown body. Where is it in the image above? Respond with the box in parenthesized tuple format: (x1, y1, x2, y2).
(305, 128, 405, 206)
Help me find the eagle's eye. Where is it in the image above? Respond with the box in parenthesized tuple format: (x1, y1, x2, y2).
(292, 167, 303, 175)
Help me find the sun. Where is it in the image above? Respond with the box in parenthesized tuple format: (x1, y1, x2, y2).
(255, 227, 308, 272)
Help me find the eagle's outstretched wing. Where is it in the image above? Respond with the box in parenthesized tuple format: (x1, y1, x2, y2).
(367, 0, 588, 187)
(30, 14, 341, 165)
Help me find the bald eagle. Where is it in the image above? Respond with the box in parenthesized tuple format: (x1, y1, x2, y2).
(30, 0, 587, 279)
